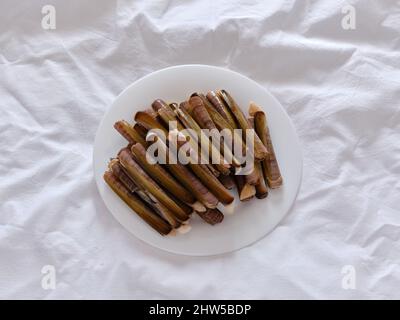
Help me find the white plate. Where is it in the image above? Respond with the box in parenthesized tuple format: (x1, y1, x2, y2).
(93, 65, 302, 256)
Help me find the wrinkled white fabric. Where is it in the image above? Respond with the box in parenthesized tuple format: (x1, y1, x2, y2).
(0, 0, 399, 299)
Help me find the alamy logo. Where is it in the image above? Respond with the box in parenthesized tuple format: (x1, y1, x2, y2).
(341, 5, 356, 30)
(41, 5, 56, 30)
(144, 121, 255, 175)
(341, 265, 356, 290)
(41, 265, 56, 290)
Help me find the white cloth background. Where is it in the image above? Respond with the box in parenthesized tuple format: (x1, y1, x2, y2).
(1, 0, 399, 299)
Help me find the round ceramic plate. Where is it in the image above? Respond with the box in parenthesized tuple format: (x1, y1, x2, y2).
(93, 65, 302, 256)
